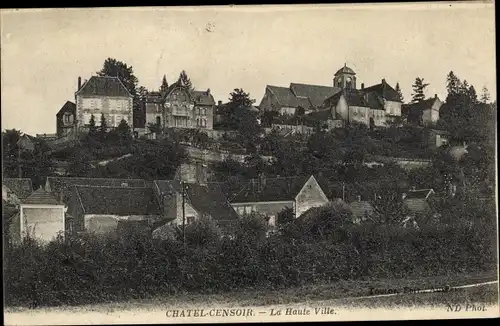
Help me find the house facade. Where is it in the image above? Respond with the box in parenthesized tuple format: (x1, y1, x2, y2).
(8, 188, 67, 243)
(75, 76, 134, 131)
(162, 85, 215, 130)
(56, 101, 77, 137)
(258, 81, 341, 115)
(402, 95, 443, 126)
(154, 180, 239, 226)
(213, 175, 329, 226)
(70, 185, 163, 235)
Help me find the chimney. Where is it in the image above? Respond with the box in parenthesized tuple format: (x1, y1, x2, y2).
(381, 79, 386, 84)
(361, 83, 364, 90)
(218, 100, 222, 106)
(434, 94, 437, 99)
(59, 190, 63, 203)
(207, 88, 211, 94)
(77, 76, 82, 91)
(357, 195, 361, 202)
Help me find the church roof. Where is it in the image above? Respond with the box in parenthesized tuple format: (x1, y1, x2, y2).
(362, 79, 401, 102)
(289, 83, 341, 107)
(266, 85, 313, 109)
(76, 76, 133, 98)
(334, 65, 356, 76)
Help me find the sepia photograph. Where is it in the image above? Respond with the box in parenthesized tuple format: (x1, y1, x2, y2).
(1, 2, 498, 324)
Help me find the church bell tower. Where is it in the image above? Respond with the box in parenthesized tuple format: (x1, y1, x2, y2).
(334, 63, 357, 90)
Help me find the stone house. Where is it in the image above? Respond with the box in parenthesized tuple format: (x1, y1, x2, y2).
(7, 187, 67, 243)
(402, 95, 443, 126)
(75, 76, 134, 131)
(56, 101, 77, 137)
(258, 78, 343, 115)
(162, 83, 215, 130)
(153, 180, 239, 227)
(144, 91, 164, 130)
(70, 185, 163, 235)
(212, 175, 329, 226)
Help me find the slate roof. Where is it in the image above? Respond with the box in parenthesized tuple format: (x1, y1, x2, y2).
(289, 83, 341, 107)
(187, 183, 239, 221)
(267, 85, 313, 109)
(334, 65, 356, 76)
(46, 177, 147, 203)
(2, 178, 33, 199)
(192, 90, 216, 106)
(2, 199, 18, 222)
(362, 80, 401, 103)
(75, 185, 161, 216)
(76, 76, 132, 97)
(211, 175, 311, 203)
(22, 188, 64, 205)
(349, 201, 375, 220)
(56, 101, 76, 117)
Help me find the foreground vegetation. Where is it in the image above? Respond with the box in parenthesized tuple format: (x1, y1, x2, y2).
(4, 200, 497, 308)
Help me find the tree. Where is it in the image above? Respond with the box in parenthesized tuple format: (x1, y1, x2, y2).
(116, 119, 132, 146)
(159, 75, 169, 94)
(177, 70, 193, 90)
(480, 86, 491, 103)
(97, 58, 138, 95)
(445, 71, 461, 95)
(88, 114, 97, 138)
(99, 113, 107, 140)
(411, 77, 429, 103)
(395, 82, 404, 103)
(229, 88, 256, 108)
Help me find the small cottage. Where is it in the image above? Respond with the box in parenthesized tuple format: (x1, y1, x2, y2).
(70, 185, 163, 235)
(212, 175, 329, 226)
(8, 187, 67, 243)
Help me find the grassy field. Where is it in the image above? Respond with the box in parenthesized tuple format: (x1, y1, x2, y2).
(5, 272, 497, 312)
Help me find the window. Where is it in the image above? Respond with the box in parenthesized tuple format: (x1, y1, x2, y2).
(187, 216, 195, 224)
(156, 116, 161, 126)
(202, 108, 207, 116)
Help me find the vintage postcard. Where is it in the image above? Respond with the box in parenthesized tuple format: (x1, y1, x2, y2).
(1, 2, 498, 324)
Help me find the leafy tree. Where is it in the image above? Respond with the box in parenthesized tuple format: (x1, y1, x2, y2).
(411, 77, 429, 103)
(116, 119, 133, 146)
(184, 216, 223, 247)
(177, 70, 193, 90)
(276, 207, 294, 226)
(395, 82, 404, 103)
(368, 187, 409, 225)
(159, 75, 169, 94)
(480, 86, 491, 103)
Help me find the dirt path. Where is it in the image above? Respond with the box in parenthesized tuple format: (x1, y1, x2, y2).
(5, 280, 498, 325)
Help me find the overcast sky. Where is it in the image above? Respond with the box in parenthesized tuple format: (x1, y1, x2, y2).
(1, 3, 496, 135)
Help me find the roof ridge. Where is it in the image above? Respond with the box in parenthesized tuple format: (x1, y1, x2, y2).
(48, 176, 145, 182)
(74, 184, 149, 189)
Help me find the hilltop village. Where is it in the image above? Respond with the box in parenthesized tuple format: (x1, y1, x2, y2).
(2, 60, 496, 244)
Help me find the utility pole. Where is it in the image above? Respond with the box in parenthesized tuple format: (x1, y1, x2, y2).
(182, 181, 186, 247)
(342, 182, 345, 202)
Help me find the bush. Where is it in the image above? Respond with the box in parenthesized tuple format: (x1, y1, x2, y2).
(4, 212, 496, 307)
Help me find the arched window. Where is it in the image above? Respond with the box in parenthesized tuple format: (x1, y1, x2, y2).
(346, 77, 352, 89)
